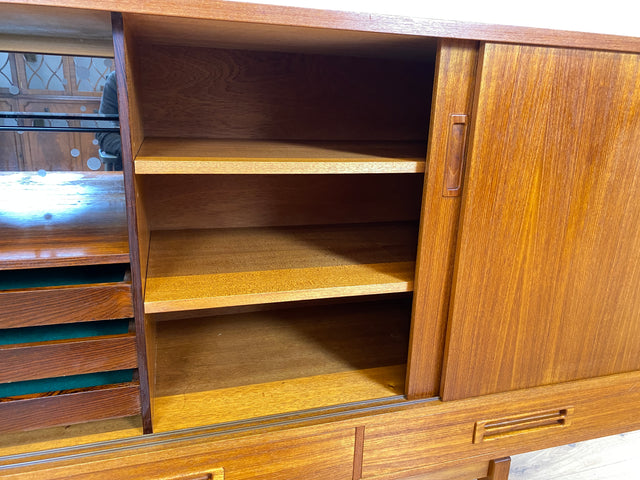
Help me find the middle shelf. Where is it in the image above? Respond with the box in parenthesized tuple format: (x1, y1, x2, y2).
(135, 138, 427, 175)
(144, 222, 418, 313)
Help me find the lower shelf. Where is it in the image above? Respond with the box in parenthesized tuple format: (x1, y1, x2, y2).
(152, 298, 411, 431)
(153, 365, 405, 432)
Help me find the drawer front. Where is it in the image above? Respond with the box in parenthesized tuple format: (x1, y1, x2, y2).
(361, 373, 640, 478)
(0, 383, 141, 433)
(0, 282, 133, 328)
(2, 425, 356, 480)
(0, 333, 137, 383)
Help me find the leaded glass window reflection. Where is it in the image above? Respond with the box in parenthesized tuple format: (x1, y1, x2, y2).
(74, 57, 114, 93)
(23, 54, 66, 91)
(0, 52, 15, 91)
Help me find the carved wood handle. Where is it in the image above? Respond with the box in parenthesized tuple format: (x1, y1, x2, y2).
(442, 114, 468, 197)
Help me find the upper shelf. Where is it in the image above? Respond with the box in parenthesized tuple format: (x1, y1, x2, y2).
(0, 172, 129, 270)
(134, 139, 427, 175)
(144, 222, 418, 313)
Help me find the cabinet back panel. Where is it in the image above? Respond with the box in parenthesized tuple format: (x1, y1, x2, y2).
(135, 44, 433, 140)
(154, 299, 410, 395)
(141, 174, 423, 230)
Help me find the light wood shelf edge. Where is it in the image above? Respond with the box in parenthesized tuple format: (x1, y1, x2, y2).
(134, 139, 427, 174)
(145, 262, 415, 313)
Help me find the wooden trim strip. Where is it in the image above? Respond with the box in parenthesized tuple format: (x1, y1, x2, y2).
(0, 334, 137, 383)
(0, 283, 133, 328)
(353, 426, 366, 480)
(0, 383, 141, 434)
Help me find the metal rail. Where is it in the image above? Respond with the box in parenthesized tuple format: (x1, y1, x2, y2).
(0, 111, 120, 133)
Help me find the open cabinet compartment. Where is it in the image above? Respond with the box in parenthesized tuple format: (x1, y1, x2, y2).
(121, 13, 438, 432)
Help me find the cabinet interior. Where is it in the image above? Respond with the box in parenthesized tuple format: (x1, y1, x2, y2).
(126, 17, 437, 430)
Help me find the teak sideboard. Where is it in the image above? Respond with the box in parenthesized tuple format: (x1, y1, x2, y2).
(1, 2, 639, 479)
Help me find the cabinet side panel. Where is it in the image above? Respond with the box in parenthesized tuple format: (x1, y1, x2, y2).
(111, 12, 152, 431)
(442, 43, 640, 400)
(405, 39, 478, 399)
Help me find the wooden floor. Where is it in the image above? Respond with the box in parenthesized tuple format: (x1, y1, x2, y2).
(510, 430, 640, 479)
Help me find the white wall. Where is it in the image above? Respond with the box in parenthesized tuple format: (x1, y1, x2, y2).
(239, 0, 640, 37)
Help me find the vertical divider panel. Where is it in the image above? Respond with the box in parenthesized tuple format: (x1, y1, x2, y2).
(405, 39, 479, 400)
(111, 12, 153, 433)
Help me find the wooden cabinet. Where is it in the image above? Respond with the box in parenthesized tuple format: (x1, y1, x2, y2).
(1, 3, 640, 480)
(117, 12, 436, 433)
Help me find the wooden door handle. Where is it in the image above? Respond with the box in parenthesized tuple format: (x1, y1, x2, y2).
(442, 114, 468, 197)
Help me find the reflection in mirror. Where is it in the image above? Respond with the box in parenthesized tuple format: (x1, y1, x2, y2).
(0, 51, 118, 172)
(0, 50, 140, 452)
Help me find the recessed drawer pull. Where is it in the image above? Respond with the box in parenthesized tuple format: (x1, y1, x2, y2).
(473, 407, 573, 443)
(158, 468, 224, 480)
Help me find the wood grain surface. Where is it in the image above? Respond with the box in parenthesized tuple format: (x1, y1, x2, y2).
(3, 371, 640, 479)
(112, 12, 153, 433)
(155, 300, 409, 393)
(135, 139, 426, 174)
(405, 39, 479, 400)
(135, 43, 432, 141)
(125, 12, 438, 60)
(0, 416, 143, 458)
(140, 174, 423, 230)
(29, 425, 355, 480)
(0, 282, 133, 328)
(0, 333, 137, 383)
(0, 383, 140, 434)
(154, 366, 404, 432)
(0, 172, 129, 269)
(151, 299, 409, 429)
(442, 43, 640, 400)
(145, 223, 417, 313)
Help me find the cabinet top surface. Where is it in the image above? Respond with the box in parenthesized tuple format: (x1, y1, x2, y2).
(1, 0, 639, 54)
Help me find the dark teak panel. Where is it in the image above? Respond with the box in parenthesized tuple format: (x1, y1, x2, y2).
(135, 43, 433, 141)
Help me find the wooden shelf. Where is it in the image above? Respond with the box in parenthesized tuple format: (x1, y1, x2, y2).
(152, 300, 409, 431)
(0, 172, 129, 270)
(144, 222, 417, 313)
(135, 139, 427, 174)
(154, 365, 405, 432)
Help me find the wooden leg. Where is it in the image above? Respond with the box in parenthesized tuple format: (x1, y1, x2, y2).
(482, 457, 511, 480)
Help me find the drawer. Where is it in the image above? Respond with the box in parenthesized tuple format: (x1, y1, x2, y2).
(0, 265, 133, 328)
(0, 264, 133, 328)
(360, 372, 640, 479)
(0, 382, 141, 433)
(0, 332, 137, 383)
(0, 424, 356, 480)
(0, 282, 133, 328)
